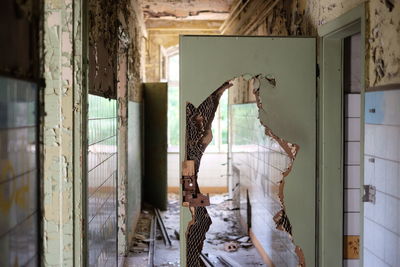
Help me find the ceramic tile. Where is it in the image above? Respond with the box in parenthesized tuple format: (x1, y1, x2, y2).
(364, 156, 375, 185)
(344, 213, 360, 235)
(374, 191, 387, 227)
(343, 259, 360, 267)
(345, 94, 361, 118)
(374, 158, 386, 192)
(385, 161, 399, 198)
(364, 124, 376, 155)
(345, 189, 360, 212)
(231, 103, 298, 265)
(0, 76, 39, 264)
(365, 90, 400, 126)
(345, 142, 361, 165)
(345, 118, 361, 141)
(384, 195, 399, 233)
(383, 228, 398, 266)
(345, 165, 360, 189)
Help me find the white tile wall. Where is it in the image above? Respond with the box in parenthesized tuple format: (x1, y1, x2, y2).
(344, 213, 360, 235)
(345, 142, 361, 165)
(345, 165, 361, 188)
(345, 94, 361, 117)
(346, 118, 361, 141)
(344, 259, 361, 267)
(344, 94, 361, 267)
(345, 189, 361, 212)
(364, 89, 400, 266)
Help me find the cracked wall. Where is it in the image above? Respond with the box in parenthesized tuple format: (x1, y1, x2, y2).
(224, 0, 400, 88)
(89, 0, 146, 101)
(145, 20, 221, 82)
(142, 0, 233, 20)
(88, 0, 146, 257)
(41, 0, 146, 264)
(42, 0, 84, 265)
(368, 0, 400, 87)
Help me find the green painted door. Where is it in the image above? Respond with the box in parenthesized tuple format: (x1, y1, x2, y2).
(143, 82, 168, 210)
(180, 36, 316, 266)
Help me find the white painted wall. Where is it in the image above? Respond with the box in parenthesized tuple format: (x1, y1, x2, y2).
(168, 152, 228, 189)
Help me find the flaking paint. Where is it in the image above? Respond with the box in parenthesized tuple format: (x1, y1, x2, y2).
(42, 0, 85, 265)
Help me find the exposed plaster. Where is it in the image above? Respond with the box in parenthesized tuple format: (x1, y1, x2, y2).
(142, 0, 233, 20)
(42, 0, 86, 265)
(368, 0, 400, 87)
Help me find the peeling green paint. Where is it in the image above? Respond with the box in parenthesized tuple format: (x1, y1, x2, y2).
(42, 0, 86, 265)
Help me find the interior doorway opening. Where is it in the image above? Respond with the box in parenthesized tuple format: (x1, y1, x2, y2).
(165, 47, 229, 195)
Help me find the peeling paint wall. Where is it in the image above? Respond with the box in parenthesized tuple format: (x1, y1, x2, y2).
(88, 0, 146, 257)
(368, 0, 400, 87)
(144, 19, 222, 83)
(142, 0, 233, 20)
(225, 0, 400, 88)
(42, 0, 83, 265)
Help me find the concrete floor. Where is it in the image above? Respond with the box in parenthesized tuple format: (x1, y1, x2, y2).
(124, 193, 266, 266)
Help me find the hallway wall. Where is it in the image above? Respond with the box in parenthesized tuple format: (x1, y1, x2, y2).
(223, 0, 400, 88)
(87, 95, 118, 266)
(223, 0, 399, 265)
(168, 153, 228, 191)
(364, 90, 400, 266)
(88, 0, 146, 257)
(0, 1, 40, 266)
(230, 103, 299, 266)
(127, 102, 143, 244)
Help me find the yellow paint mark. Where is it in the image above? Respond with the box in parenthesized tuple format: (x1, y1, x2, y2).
(0, 160, 30, 214)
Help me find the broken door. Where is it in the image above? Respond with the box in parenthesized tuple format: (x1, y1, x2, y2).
(180, 36, 316, 266)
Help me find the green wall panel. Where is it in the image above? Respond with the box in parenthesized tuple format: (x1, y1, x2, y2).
(127, 101, 143, 241)
(143, 83, 168, 210)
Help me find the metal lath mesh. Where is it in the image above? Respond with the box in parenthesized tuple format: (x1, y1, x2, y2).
(186, 207, 212, 267)
(184, 83, 231, 265)
(87, 94, 118, 266)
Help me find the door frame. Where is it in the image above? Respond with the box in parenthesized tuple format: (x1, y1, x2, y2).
(318, 3, 366, 266)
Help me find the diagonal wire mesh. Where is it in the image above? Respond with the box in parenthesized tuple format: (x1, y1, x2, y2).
(87, 94, 118, 267)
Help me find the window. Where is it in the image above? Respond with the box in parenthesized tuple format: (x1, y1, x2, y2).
(166, 50, 228, 153)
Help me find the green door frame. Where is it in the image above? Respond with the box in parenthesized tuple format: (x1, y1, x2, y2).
(317, 3, 366, 266)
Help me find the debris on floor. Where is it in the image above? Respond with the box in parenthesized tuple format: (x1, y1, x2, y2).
(124, 193, 266, 266)
(224, 242, 239, 252)
(124, 206, 153, 267)
(153, 193, 266, 267)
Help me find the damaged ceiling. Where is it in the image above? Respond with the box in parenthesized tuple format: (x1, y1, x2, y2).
(142, 0, 234, 21)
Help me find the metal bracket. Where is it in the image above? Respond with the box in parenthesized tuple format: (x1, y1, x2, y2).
(181, 160, 210, 207)
(362, 185, 376, 204)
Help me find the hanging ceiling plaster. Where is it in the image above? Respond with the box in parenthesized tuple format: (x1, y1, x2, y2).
(142, 0, 234, 20)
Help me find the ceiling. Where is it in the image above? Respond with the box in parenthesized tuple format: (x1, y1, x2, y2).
(142, 0, 235, 21)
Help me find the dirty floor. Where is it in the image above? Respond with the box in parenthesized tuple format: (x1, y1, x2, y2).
(125, 193, 266, 266)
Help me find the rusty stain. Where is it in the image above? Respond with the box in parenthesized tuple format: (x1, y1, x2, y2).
(343, 235, 360, 259)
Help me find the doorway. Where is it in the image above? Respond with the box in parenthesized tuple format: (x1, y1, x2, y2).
(318, 4, 365, 266)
